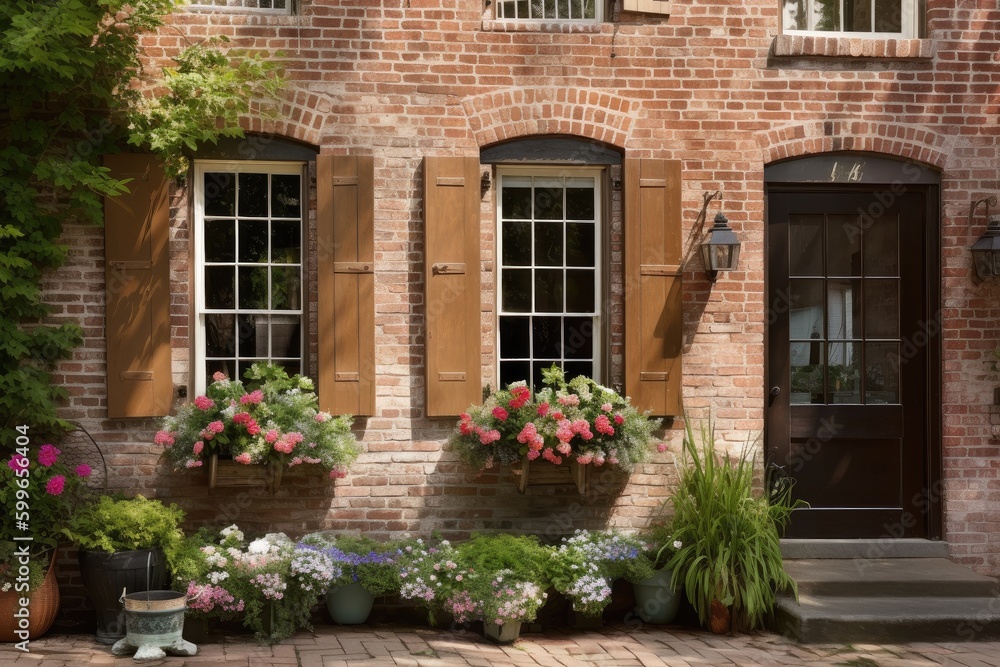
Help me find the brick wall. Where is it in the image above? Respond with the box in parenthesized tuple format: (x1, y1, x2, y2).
(39, 0, 1000, 578)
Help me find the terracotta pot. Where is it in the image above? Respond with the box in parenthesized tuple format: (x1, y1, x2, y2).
(0, 549, 60, 642)
(709, 598, 731, 634)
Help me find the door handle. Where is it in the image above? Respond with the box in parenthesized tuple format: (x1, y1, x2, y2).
(770, 386, 781, 398)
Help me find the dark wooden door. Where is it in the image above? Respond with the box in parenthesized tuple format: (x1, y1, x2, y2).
(766, 189, 931, 538)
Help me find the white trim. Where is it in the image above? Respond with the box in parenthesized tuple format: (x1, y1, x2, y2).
(494, 0, 602, 23)
(186, 0, 292, 14)
(495, 166, 604, 387)
(192, 161, 307, 393)
(781, 0, 919, 39)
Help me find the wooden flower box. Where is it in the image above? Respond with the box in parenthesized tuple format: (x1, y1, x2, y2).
(207, 454, 282, 495)
(511, 456, 589, 495)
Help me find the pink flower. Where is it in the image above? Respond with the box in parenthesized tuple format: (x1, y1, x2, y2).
(595, 414, 615, 436)
(537, 403, 550, 417)
(614, 413, 625, 425)
(657, 443, 667, 453)
(75, 463, 92, 478)
(551, 411, 564, 421)
(45, 475, 65, 495)
(185, 459, 204, 469)
(209, 421, 225, 433)
(193, 395, 214, 410)
(246, 420, 261, 436)
(491, 406, 509, 421)
(459, 413, 473, 436)
(7, 454, 28, 473)
(37, 444, 60, 467)
(526, 449, 540, 461)
(314, 412, 330, 423)
(193, 441, 204, 455)
(556, 442, 572, 456)
(212, 371, 227, 382)
(240, 390, 264, 405)
(273, 437, 295, 454)
(601, 402, 613, 412)
(329, 467, 347, 479)
(232, 412, 251, 425)
(557, 394, 580, 407)
(154, 430, 175, 446)
(542, 448, 562, 465)
(576, 453, 594, 465)
(265, 429, 280, 443)
(234, 453, 252, 464)
(508, 386, 531, 410)
(477, 428, 501, 445)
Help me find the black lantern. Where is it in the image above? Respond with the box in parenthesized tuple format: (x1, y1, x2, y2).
(701, 212, 741, 282)
(972, 215, 1000, 280)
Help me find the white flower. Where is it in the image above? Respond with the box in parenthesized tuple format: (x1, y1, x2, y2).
(248, 538, 270, 554)
(673, 540, 683, 550)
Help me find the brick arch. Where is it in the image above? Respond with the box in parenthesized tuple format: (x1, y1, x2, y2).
(759, 121, 950, 169)
(463, 88, 635, 149)
(244, 88, 329, 147)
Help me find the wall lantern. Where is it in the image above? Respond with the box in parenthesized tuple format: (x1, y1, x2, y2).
(701, 211, 741, 282)
(970, 196, 1000, 280)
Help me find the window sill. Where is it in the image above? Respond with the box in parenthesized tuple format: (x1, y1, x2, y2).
(772, 34, 934, 60)
(481, 19, 605, 33)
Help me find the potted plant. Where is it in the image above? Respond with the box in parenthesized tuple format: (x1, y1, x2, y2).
(0, 445, 93, 641)
(547, 529, 649, 625)
(155, 362, 360, 492)
(625, 523, 684, 624)
(451, 365, 662, 493)
(298, 533, 401, 625)
(172, 524, 335, 644)
(664, 419, 803, 634)
(62, 495, 185, 644)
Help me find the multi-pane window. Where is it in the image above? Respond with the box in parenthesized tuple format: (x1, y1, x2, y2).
(189, 0, 290, 12)
(782, 0, 918, 36)
(194, 162, 305, 390)
(497, 0, 599, 21)
(497, 170, 601, 391)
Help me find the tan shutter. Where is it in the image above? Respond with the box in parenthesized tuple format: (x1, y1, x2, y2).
(104, 154, 172, 418)
(317, 155, 376, 416)
(424, 156, 482, 417)
(624, 158, 683, 416)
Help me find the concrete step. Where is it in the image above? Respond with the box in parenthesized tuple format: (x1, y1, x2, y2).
(784, 558, 1000, 598)
(780, 538, 949, 560)
(774, 595, 1000, 644)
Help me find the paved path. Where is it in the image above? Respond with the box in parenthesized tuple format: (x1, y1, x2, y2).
(5, 625, 1000, 666)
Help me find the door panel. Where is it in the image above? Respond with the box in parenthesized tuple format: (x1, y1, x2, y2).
(767, 190, 928, 538)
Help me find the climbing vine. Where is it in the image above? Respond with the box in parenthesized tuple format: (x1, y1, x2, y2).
(0, 0, 283, 442)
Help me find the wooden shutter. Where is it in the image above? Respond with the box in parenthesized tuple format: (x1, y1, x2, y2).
(624, 158, 683, 416)
(424, 156, 482, 417)
(317, 155, 376, 416)
(104, 154, 172, 418)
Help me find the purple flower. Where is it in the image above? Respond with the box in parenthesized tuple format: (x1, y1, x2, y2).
(45, 475, 66, 496)
(7, 454, 28, 472)
(75, 463, 92, 478)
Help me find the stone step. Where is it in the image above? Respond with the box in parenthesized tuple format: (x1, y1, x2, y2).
(774, 595, 1000, 644)
(780, 538, 949, 560)
(784, 558, 1000, 598)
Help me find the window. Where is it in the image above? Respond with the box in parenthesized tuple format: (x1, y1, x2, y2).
(188, 0, 291, 12)
(193, 162, 305, 391)
(497, 169, 602, 391)
(782, 0, 919, 37)
(496, 0, 600, 22)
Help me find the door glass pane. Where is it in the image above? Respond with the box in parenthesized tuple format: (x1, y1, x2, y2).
(865, 342, 899, 403)
(790, 341, 824, 404)
(789, 215, 823, 276)
(534, 222, 563, 266)
(828, 341, 861, 403)
(827, 214, 862, 276)
(502, 222, 531, 266)
(864, 215, 899, 276)
(789, 279, 825, 340)
(827, 279, 861, 339)
(864, 279, 899, 338)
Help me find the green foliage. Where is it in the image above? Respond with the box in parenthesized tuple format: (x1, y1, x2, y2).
(0, 1, 283, 443)
(128, 37, 285, 178)
(63, 495, 186, 570)
(665, 419, 804, 632)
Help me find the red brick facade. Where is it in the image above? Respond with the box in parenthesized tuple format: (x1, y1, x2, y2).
(40, 0, 1000, 589)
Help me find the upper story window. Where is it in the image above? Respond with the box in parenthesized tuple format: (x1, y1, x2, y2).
(193, 161, 305, 392)
(497, 168, 602, 391)
(496, 0, 600, 22)
(188, 0, 291, 12)
(782, 0, 920, 37)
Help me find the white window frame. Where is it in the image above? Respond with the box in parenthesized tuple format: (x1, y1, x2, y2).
(192, 160, 307, 393)
(781, 0, 919, 38)
(495, 0, 603, 23)
(495, 166, 604, 389)
(186, 0, 292, 14)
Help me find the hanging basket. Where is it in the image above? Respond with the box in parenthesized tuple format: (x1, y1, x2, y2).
(207, 454, 282, 495)
(511, 456, 589, 495)
(0, 549, 60, 642)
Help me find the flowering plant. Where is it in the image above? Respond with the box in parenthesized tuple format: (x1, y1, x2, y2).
(451, 365, 662, 473)
(172, 524, 336, 643)
(546, 529, 650, 616)
(156, 362, 360, 479)
(0, 444, 93, 594)
(297, 533, 401, 596)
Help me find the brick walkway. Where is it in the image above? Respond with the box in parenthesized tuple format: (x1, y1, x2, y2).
(5, 625, 1000, 666)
